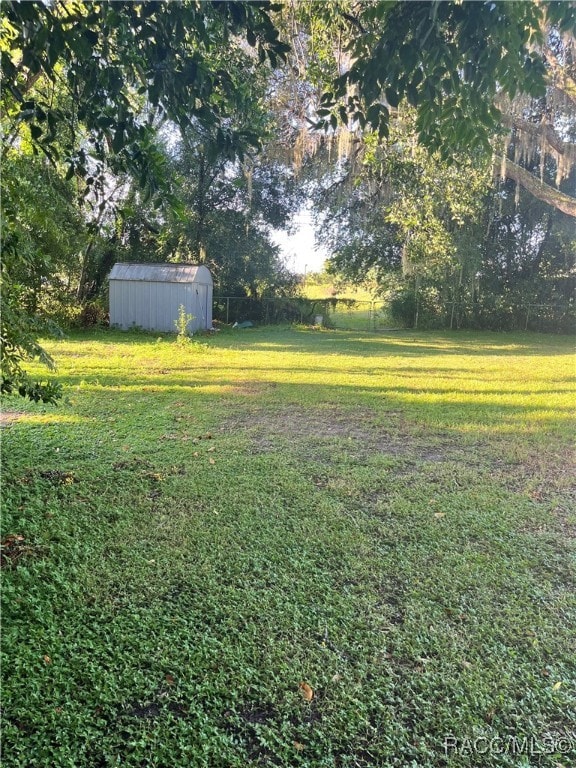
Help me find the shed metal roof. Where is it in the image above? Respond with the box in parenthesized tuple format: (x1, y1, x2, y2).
(109, 263, 212, 284)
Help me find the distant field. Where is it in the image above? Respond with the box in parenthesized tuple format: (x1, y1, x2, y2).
(302, 283, 376, 302)
(301, 284, 391, 330)
(2, 328, 575, 767)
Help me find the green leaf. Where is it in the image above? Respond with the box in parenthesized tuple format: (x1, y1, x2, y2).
(385, 88, 400, 108)
(366, 103, 381, 128)
(83, 29, 99, 46)
(411, 68, 424, 89)
(112, 128, 125, 154)
(406, 85, 418, 107)
(399, 43, 417, 70)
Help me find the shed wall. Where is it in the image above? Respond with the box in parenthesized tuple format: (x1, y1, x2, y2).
(109, 280, 212, 332)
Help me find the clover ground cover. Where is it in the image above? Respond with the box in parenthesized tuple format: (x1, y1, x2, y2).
(2, 328, 574, 767)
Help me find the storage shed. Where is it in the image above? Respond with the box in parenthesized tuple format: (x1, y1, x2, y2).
(109, 263, 213, 333)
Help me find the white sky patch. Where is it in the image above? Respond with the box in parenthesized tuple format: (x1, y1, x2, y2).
(271, 207, 329, 274)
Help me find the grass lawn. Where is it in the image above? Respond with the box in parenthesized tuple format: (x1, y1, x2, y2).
(1, 327, 575, 767)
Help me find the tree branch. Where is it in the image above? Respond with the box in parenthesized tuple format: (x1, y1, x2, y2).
(340, 12, 366, 35)
(542, 43, 576, 106)
(501, 115, 576, 162)
(500, 158, 576, 217)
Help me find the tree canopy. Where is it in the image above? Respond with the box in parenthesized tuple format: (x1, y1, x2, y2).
(1, 1, 289, 184)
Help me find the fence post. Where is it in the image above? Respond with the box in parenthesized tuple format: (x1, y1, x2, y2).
(226, 297, 230, 325)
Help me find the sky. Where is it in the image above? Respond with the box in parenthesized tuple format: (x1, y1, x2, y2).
(271, 207, 329, 275)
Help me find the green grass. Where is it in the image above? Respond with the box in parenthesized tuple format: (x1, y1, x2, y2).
(2, 327, 575, 767)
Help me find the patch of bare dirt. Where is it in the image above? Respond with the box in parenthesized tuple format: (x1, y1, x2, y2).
(220, 403, 575, 539)
(0, 410, 27, 428)
(228, 381, 279, 396)
(221, 404, 465, 463)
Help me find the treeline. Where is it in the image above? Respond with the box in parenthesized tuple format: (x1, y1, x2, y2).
(323, 171, 576, 333)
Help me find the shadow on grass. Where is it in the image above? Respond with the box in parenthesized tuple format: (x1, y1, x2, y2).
(5, 377, 574, 441)
(9, 326, 571, 447)
(55, 326, 575, 358)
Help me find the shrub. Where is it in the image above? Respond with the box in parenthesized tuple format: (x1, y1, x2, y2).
(174, 305, 195, 344)
(77, 302, 108, 328)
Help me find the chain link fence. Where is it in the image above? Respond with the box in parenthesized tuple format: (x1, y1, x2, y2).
(522, 303, 575, 333)
(213, 297, 574, 333)
(213, 297, 395, 331)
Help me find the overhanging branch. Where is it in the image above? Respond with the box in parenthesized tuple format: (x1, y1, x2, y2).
(501, 115, 576, 163)
(500, 158, 576, 218)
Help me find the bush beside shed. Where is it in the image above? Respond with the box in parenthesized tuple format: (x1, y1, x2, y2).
(108, 263, 213, 333)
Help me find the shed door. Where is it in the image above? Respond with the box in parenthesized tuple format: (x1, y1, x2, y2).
(196, 286, 208, 328)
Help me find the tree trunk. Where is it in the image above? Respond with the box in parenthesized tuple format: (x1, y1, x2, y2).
(194, 153, 206, 261)
(530, 211, 554, 278)
(76, 239, 96, 301)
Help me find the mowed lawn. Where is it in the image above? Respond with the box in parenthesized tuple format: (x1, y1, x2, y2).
(2, 328, 575, 768)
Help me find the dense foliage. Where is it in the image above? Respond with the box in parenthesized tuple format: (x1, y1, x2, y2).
(312, 110, 575, 331)
(297, 2, 576, 331)
(1, 0, 295, 396)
